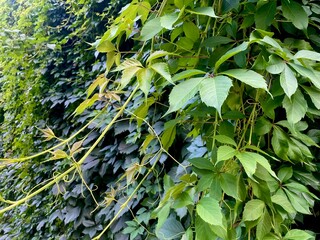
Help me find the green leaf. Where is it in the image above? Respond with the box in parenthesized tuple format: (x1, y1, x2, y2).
(120, 66, 141, 89)
(137, 68, 154, 96)
(281, 0, 308, 31)
(156, 217, 185, 240)
(219, 173, 240, 200)
(195, 217, 217, 240)
(266, 55, 286, 74)
(167, 77, 203, 114)
(161, 125, 176, 151)
(236, 152, 257, 178)
(140, 17, 162, 41)
(183, 21, 200, 42)
(256, 210, 272, 240)
(214, 135, 237, 147)
(74, 94, 100, 116)
(280, 64, 298, 98)
(172, 69, 205, 82)
(114, 59, 142, 71)
(260, 36, 283, 52)
(255, 1, 276, 30)
(216, 145, 237, 164)
(243, 199, 265, 222)
(202, 36, 233, 48)
(221, 69, 268, 90)
(282, 89, 308, 124)
(160, 12, 179, 30)
(278, 167, 293, 182)
(289, 63, 320, 89)
(96, 40, 116, 53)
(199, 76, 233, 116)
(284, 189, 312, 214)
(284, 229, 314, 240)
(250, 152, 278, 180)
(151, 62, 172, 84)
(215, 42, 249, 71)
(188, 157, 214, 171)
(146, 50, 175, 64)
(294, 50, 320, 62)
(303, 86, 320, 109)
(186, 7, 218, 18)
(271, 189, 296, 214)
(196, 197, 223, 226)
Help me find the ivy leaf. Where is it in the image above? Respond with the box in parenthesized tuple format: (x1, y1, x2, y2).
(221, 69, 268, 90)
(140, 17, 162, 41)
(303, 86, 320, 109)
(284, 229, 314, 240)
(151, 62, 173, 84)
(196, 197, 223, 227)
(215, 42, 249, 71)
(280, 64, 298, 98)
(186, 7, 218, 18)
(281, 0, 308, 31)
(199, 76, 233, 116)
(242, 199, 265, 222)
(283, 89, 308, 124)
(167, 77, 203, 114)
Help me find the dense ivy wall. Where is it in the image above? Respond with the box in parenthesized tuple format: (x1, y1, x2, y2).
(1, 0, 320, 240)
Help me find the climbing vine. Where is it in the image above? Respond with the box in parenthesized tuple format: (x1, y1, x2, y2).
(1, 0, 320, 239)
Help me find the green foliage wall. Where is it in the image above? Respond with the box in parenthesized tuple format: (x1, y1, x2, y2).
(1, 0, 320, 240)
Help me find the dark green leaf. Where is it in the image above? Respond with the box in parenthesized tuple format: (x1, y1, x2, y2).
(281, 0, 308, 31)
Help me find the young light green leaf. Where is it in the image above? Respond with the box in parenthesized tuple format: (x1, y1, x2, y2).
(74, 94, 100, 116)
(186, 7, 218, 18)
(289, 63, 320, 89)
(151, 62, 173, 84)
(199, 76, 233, 116)
(196, 197, 223, 226)
(236, 152, 257, 178)
(215, 42, 249, 71)
(114, 59, 142, 71)
(249, 152, 279, 180)
(280, 64, 298, 98)
(146, 51, 175, 64)
(283, 89, 308, 124)
(216, 145, 237, 164)
(303, 86, 320, 109)
(294, 50, 320, 62)
(140, 17, 162, 41)
(160, 12, 179, 30)
(242, 199, 265, 222)
(120, 66, 141, 89)
(221, 69, 268, 90)
(167, 77, 203, 114)
(96, 40, 116, 53)
(281, 0, 308, 31)
(284, 229, 314, 240)
(260, 36, 283, 52)
(137, 68, 154, 96)
(172, 69, 205, 82)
